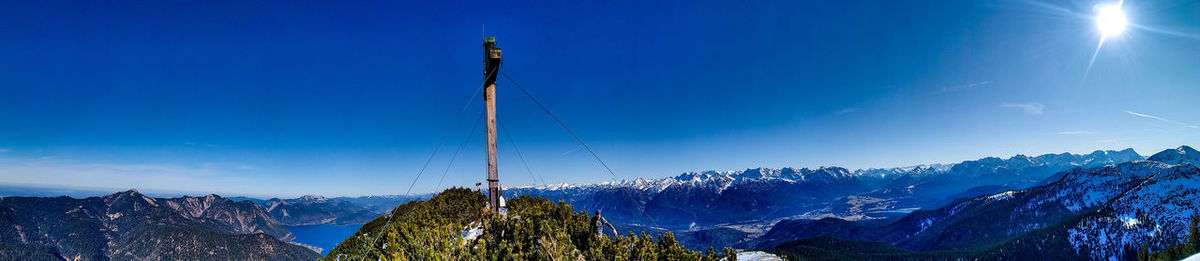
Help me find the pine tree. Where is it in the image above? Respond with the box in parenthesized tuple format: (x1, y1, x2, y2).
(724, 246, 738, 261)
(1189, 214, 1200, 253)
(1138, 242, 1149, 261)
(704, 246, 718, 261)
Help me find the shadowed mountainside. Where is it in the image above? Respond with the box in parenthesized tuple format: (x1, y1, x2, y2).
(0, 190, 319, 261)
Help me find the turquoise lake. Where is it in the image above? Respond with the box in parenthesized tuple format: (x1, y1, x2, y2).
(287, 224, 363, 256)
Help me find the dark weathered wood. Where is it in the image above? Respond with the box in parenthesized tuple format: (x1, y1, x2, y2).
(483, 37, 503, 212)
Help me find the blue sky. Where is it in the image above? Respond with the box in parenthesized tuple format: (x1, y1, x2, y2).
(1, 0, 1197, 197)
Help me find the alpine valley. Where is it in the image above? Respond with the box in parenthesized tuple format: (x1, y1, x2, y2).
(0, 190, 423, 260)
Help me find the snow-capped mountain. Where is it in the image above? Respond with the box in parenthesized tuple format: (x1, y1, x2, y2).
(829, 148, 1146, 219)
(519, 166, 864, 193)
(1067, 159, 1200, 259)
(507, 148, 1144, 231)
(295, 194, 328, 203)
(1147, 145, 1200, 165)
(744, 146, 1200, 259)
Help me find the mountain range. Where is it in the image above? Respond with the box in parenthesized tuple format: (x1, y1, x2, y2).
(507, 148, 1143, 229)
(254, 194, 424, 226)
(3, 145, 1197, 260)
(502, 146, 1199, 259)
(747, 146, 1200, 259)
(0, 189, 425, 260)
(0, 190, 318, 260)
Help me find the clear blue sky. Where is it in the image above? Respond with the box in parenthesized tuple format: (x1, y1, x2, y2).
(1, 0, 1197, 197)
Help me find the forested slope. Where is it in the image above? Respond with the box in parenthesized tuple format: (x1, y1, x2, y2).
(323, 187, 736, 260)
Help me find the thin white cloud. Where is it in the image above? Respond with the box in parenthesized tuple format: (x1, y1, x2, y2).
(1124, 110, 1199, 129)
(939, 81, 992, 93)
(834, 108, 857, 116)
(0, 156, 258, 195)
(1002, 103, 1045, 115)
(1057, 130, 1093, 135)
(0, 148, 10, 153)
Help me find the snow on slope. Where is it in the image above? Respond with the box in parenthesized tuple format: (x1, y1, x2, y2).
(1067, 162, 1200, 260)
(510, 148, 1140, 195)
(735, 251, 784, 261)
(1147, 145, 1200, 165)
(1184, 252, 1200, 261)
(512, 166, 862, 194)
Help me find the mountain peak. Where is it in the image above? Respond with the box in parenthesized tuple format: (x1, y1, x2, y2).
(109, 189, 143, 198)
(102, 189, 159, 207)
(1148, 145, 1199, 165)
(297, 194, 328, 203)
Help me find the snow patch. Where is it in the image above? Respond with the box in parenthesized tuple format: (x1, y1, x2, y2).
(987, 191, 1014, 201)
(734, 251, 783, 261)
(1120, 216, 1140, 229)
(1182, 252, 1200, 261)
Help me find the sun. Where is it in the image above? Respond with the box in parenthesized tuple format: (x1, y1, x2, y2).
(1085, 2, 1130, 78)
(1096, 4, 1128, 37)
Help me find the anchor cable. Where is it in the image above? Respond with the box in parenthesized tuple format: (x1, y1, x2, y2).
(499, 69, 661, 229)
(437, 111, 486, 189)
(499, 119, 546, 186)
(356, 66, 495, 260)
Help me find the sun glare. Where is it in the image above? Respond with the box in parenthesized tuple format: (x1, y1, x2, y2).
(1096, 4, 1128, 37)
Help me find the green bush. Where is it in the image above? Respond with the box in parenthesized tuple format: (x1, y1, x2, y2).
(322, 188, 729, 260)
